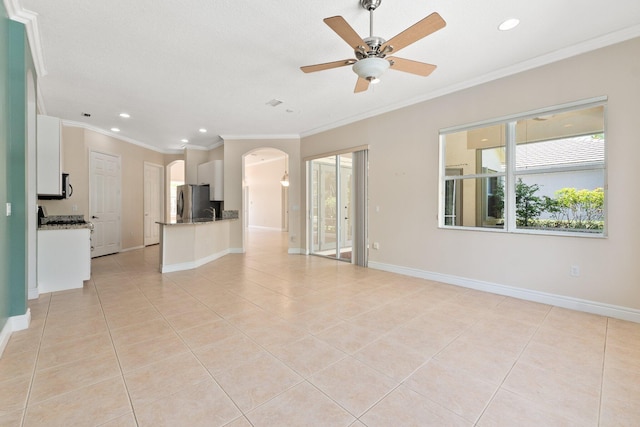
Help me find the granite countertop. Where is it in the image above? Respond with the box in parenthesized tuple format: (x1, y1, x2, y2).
(157, 210, 239, 226)
(39, 223, 93, 230)
(157, 217, 238, 226)
(38, 214, 93, 230)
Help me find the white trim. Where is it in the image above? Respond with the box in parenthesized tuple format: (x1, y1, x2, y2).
(288, 248, 304, 255)
(64, 120, 171, 154)
(5, 0, 47, 77)
(160, 249, 231, 273)
(221, 134, 300, 141)
(11, 309, 31, 331)
(28, 287, 39, 300)
(0, 309, 31, 358)
(0, 320, 11, 358)
(368, 261, 640, 323)
(229, 248, 245, 254)
(440, 96, 608, 134)
(248, 225, 282, 231)
(119, 245, 144, 253)
(300, 26, 639, 138)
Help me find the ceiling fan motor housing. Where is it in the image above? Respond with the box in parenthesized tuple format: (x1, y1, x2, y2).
(355, 36, 387, 59)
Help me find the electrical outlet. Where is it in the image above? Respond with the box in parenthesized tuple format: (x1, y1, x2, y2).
(372, 242, 379, 250)
(570, 265, 580, 277)
(5, 203, 11, 216)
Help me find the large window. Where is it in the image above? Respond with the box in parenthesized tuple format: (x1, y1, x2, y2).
(439, 99, 606, 236)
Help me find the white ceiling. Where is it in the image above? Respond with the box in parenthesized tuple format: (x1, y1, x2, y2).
(10, 0, 640, 153)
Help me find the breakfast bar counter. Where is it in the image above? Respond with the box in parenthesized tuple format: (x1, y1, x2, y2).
(157, 217, 238, 273)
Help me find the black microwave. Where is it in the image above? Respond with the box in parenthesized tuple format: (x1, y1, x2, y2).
(38, 173, 73, 200)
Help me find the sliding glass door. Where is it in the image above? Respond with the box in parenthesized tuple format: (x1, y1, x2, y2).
(310, 154, 353, 261)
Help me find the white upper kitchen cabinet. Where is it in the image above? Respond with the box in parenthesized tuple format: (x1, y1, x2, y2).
(37, 114, 62, 196)
(197, 160, 224, 201)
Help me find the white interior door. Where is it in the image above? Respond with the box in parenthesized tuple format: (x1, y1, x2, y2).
(144, 162, 163, 246)
(90, 151, 121, 257)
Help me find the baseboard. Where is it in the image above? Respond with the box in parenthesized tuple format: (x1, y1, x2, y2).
(161, 249, 231, 273)
(0, 309, 31, 359)
(229, 248, 245, 254)
(120, 245, 144, 253)
(11, 309, 31, 331)
(0, 320, 11, 358)
(28, 287, 39, 300)
(368, 261, 640, 323)
(248, 226, 282, 231)
(288, 248, 304, 255)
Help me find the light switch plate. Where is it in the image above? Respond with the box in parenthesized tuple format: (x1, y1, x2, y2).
(6, 202, 11, 216)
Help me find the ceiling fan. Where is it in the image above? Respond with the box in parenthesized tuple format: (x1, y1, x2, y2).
(301, 0, 446, 93)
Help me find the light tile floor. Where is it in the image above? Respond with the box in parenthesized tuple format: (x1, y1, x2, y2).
(1, 229, 639, 426)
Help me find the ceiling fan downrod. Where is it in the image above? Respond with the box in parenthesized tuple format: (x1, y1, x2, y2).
(361, 0, 381, 38)
(357, 0, 387, 58)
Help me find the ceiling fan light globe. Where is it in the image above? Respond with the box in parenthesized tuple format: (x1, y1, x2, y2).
(353, 57, 390, 81)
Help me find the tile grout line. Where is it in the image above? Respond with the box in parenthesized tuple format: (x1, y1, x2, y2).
(598, 317, 610, 426)
(20, 292, 52, 427)
(471, 305, 554, 426)
(92, 268, 141, 427)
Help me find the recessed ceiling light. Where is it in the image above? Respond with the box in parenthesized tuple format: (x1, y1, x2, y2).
(181, 139, 189, 143)
(199, 128, 207, 133)
(119, 113, 130, 118)
(111, 127, 120, 132)
(498, 18, 520, 31)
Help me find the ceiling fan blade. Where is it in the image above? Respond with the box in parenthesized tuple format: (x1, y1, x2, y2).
(388, 57, 437, 76)
(354, 77, 369, 93)
(324, 16, 368, 52)
(300, 59, 357, 73)
(380, 12, 446, 55)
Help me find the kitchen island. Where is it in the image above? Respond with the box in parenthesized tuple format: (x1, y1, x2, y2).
(157, 216, 238, 273)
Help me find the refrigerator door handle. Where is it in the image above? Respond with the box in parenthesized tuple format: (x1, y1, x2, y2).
(177, 191, 184, 218)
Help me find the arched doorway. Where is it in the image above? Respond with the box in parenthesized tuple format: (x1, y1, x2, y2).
(243, 148, 288, 231)
(243, 148, 289, 251)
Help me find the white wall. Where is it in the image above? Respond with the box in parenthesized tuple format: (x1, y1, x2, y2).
(301, 37, 640, 316)
(245, 158, 285, 230)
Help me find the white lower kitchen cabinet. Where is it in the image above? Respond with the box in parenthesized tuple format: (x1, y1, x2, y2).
(37, 228, 91, 293)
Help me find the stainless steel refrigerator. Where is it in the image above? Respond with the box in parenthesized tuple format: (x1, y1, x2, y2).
(176, 184, 211, 221)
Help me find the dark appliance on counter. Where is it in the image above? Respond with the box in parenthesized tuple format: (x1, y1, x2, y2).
(177, 184, 212, 221)
(38, 173, 73, 200)
(38, 205, 47, 226)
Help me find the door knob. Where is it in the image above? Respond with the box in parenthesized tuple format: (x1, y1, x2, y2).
(92, 216, 99, 219)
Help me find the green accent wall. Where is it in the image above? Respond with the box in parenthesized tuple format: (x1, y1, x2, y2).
(1, 2, 31, 329)
(0, 2, 10, 331)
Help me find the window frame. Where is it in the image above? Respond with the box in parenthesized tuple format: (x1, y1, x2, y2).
(438, 97, 607, 238)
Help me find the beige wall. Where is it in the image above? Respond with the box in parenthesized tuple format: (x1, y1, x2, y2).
(184, 148, 209, 184)
(223, 138, 300, 252)
(40, 127, 182, 250)
(246, 158, 285, 229)
(208, 145, 224, 161)
(301, 37, 640, 311)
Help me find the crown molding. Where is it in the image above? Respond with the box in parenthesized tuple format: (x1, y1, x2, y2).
(5, 0, 47, 77)
(62, 120, 174, 154)
(300, 24, 640, 138)
(220, 134, 300, 141)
